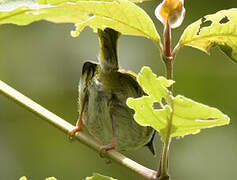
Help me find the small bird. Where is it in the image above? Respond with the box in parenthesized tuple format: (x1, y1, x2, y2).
(70, 28, 155, 154)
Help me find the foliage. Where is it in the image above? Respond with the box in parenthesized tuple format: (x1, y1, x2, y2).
(45, 177, 57, 180)
(19, 177, 27, 180)
(86, 173, 117, 180)
(127, 67, 230, 142)
(19, 173, 117, 180)
(177, 8, 237, 63)
(0, 0, 161, 47)
(19, 177, 57, 180)
(0, 0, 236, 180)
(37, 0, 152, 5)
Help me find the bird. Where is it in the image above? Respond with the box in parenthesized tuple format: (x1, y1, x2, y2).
(70, 28, 155, 154)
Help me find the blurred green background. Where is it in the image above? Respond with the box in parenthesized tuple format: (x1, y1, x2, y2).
(0, 0, 236, 179)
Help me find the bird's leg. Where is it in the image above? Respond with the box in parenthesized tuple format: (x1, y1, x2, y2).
(69, 97, 86, 138)
(100, 110, 116, 153)
(69, 115, 82, 138)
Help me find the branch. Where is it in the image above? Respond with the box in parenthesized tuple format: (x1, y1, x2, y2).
(0, 80, 157, 180)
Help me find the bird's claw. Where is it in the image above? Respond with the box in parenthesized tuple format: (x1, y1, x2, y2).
(99, 143, 116, 158)
(69, 127, 82, 141)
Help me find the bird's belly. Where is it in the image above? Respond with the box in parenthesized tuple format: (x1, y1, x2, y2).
(83, 90, 113, 146)
(82, 82, 154, 151)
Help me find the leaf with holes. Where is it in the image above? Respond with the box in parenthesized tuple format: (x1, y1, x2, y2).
(176, 8, 237, 63)
(0, 0, 161, 47)
(127, 67, 230, 142)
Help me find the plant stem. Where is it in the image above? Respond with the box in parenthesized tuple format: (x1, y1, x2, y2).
(165, 59, 173, 90)
(0, 80, 158, 180)
(158, 60, 173, 179)
(159, 99, 174, 180)
(163, 23, 172, 59)
(158, 22, 174, 180)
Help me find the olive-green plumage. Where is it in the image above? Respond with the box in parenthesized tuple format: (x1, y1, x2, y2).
(77, 28, 155, 153)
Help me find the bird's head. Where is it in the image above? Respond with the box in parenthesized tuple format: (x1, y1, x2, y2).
(79, 61, 98, 93)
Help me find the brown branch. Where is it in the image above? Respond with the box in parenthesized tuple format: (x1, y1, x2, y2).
(0, 80, 158, 180)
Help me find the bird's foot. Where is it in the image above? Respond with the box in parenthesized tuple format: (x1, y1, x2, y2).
(69, 125, 82, 141)
(99, 143, 116, 158)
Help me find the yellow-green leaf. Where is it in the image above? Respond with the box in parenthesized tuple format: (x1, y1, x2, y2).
(177, 8, 237, 63)
(0, 0, 161, 47)
(37, 0, 152, 5)
(171, 95, 230, 137)
(0, 1, 89, 25)
(70, 0, 160, 46)
(45, 177, 57, 180)
(127, 67, 230, 142)
(19, 176, 57, 180)
(19, 177, 27, 180)
(86, 173, 117, 180)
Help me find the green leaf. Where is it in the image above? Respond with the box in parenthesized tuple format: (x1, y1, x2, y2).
(69, 0, 160, 45)
(127, 67, 230, 142)
(45, 177, 57, 180)
(19, 177, 27, 180)
(0, 1, 90, 25)
(136, 67, 174, 104)
(18, 176, 57, 180)
(86, 173, 117, 180)
(0, 0, 161, 47)
(37, 0, 152, 5)
(177, 8, 237, 63)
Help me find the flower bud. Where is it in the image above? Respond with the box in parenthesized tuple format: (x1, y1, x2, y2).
(155, 0, 185, 28)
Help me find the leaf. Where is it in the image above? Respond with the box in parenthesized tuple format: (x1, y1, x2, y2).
(0, 1, 90, 25)
(19, 177, 27, 180)
(127, 67, 230, 142)
(69, 0, 161, 45)
(86, 173, 117, 180)
(37, 0, 152, 5)
(177, 8, 237, 63)
(45, 177, 57, 180)
(0, 0, 161, 47)
(136, 67, 174, 104)
(19, 176, 57, 180)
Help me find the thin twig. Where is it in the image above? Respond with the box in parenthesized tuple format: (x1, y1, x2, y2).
(0, 80, 157, 180)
